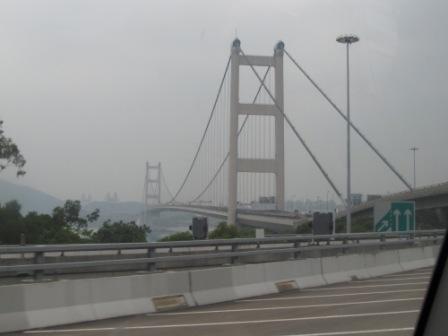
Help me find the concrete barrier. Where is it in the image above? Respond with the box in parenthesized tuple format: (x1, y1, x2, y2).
(398, 247, 426, 271)
(0, 271, 193, 333)
(0, 284, 30, 332)
(190, 267, 237, 305)
(322, 254, 368, 284)
(363, 250, 403, 277)
(294, 258, 326, 288)
(0, 244, 439, 333)
(232, 263, 276, 299)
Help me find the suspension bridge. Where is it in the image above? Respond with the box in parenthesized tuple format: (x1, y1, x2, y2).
(142, 39, 448, 232)
(2, 39, 448, 335)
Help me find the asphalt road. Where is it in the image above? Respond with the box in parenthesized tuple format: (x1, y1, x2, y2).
(10, 267, 433, 336)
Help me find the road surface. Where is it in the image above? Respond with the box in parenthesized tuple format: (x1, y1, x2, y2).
(10, 267, 432, 336)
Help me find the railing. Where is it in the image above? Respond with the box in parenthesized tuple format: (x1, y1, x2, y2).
(0, 230, 444, 279)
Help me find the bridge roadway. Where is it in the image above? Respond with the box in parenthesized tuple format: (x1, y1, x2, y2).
(150, 205, 306, 233)
(11, 267, 432, 336)
(151, 182, 448, 232)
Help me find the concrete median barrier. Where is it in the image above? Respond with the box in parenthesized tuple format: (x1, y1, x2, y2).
(322, 254, 369, 284)
(398, 247, 431, 270)
(294, 258, 326, 288)
(363, 250, 403, 277)
(232, 263, 276, 299)
(0, 285, 30, 333)
(0, 242, 439, 333)
(190, 267, 237, 305)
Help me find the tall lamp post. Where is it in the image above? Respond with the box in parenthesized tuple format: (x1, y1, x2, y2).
(410, 147, 419, 189)
(336, 34, 359, 234)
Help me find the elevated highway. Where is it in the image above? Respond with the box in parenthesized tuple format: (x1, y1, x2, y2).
(149, 205, 306, 233)
(149, 182, 448, 232)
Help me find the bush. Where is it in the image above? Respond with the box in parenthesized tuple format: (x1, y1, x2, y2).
(159, 231, 194, 242)
(93, 220, 149, 243)
(296, 223, 312, 234)
(208, 222, 254, 239)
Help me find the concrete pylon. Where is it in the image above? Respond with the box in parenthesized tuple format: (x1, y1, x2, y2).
(145, 162, 162, 206)
(227, 40, 285, 226)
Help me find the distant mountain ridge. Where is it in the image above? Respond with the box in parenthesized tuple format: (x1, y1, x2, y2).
(0, 179, 62, 214)
(0, 179, 144, 226)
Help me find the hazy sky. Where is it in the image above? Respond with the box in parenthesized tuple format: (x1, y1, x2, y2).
(0, 0, 447, 203)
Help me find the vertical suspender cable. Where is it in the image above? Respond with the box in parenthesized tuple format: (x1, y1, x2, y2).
(169, 56, 231, 203)
(240, 49, 346, 205)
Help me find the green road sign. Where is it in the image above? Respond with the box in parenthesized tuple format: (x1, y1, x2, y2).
(374, 201, 415, 232)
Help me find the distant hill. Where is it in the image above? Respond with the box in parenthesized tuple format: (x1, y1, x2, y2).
(81, 201, 145, 228)
(0, 179, 62, 214)
(0, 179, 145, 227)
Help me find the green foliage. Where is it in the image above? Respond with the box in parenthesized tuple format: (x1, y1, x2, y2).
(296, 223, 312, 234)
(0, 199, 150, 244)
(159, 231, 193, 242)
(208, 222, 254, 239)
(0, 120, 26, 177)
(93, 220, 150, 243)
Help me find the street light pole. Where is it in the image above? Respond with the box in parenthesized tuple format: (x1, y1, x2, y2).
(410, 147, 419, 189)
(337, 34, 359, 234)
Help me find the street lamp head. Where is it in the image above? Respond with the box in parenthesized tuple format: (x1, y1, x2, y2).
(232, 38, 241, 49)
(336, 35, 359, 44)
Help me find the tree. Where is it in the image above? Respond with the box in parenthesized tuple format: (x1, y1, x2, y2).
(93, 220, 150, 243)
(0, 120, 26, 176)
(159, 231, 193, 242)
(0, 201, 24, 244)
(208, 222, 254, 239)
(52, 200, 99, 232)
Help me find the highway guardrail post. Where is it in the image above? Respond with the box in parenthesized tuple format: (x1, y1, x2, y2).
(33, 251, 45, 279)
(147, 248, 156, 271)
(231, 244, 238, 264)
(294, 242, 301, 259)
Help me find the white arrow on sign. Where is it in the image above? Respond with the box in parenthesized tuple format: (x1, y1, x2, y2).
(393, 209, 401, 231)
(404, 209, 413, 231)
(378, 220, 389, 232)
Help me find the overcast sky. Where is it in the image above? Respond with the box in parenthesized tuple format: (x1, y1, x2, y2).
(0, 0, 447, 203)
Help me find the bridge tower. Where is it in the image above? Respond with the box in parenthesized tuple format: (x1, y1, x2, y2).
(227, 39, 285, 225)
(144, 162, 161, 206)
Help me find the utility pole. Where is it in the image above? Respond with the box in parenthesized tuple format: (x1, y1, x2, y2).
(337, 34, 359, 234)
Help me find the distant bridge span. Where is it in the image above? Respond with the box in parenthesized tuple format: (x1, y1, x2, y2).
(148, 205, 306, 233)
(148, 182, 448, 233)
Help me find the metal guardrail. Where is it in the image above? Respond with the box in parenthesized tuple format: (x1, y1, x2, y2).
(0, 230, 444, 278)
(0, 230, 443, 254)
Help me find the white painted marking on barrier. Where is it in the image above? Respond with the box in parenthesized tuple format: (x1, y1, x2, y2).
(279, 327, 414, 336)
(150, 297, 422, 316)
(302, 281, 428, 292)
(241, 288, 426, 302)
(23, 310, 420, 332)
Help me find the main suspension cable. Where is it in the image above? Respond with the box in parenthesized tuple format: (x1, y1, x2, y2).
(160, 169, 174, 202)
(169, 56, 231, 203)
(283, 49, 413, 191)
(240, 49, 346, 204)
